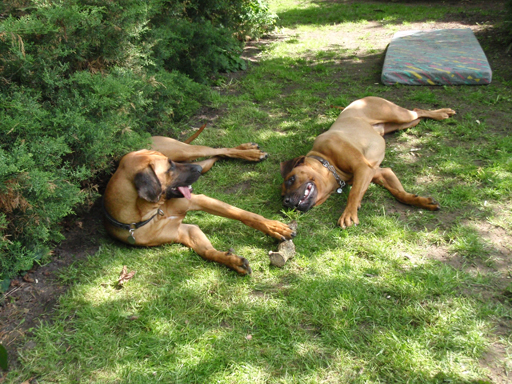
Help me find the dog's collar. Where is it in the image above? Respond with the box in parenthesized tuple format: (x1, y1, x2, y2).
(102, 198, 164, 244)
(308, 155, 346, 194)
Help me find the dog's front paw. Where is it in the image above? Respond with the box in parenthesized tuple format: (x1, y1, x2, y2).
(424, 197, 440, 211)
(338, 209, 359, 229)
(226, 249, 252, 275)
(264, 220, 297, 241)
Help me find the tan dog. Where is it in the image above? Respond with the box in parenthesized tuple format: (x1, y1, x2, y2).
(104, 131, 296, 275)
(280, 96, 456, 228)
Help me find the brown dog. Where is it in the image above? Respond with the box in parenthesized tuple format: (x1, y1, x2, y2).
(104, 132, 296, 275)
(280, 96, 456, 228)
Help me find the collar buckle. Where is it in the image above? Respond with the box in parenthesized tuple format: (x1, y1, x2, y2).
(309, 155, 346, 193)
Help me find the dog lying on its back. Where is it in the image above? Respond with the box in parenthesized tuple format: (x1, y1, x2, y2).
(280, 96, 456, 228)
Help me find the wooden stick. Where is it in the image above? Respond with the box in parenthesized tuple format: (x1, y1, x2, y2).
(269, 240, 295, 267)
(269, 221, 297, 267)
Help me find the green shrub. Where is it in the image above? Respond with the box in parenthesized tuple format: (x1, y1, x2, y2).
(149, 0, 277, 81)
(0, 0, 277, 289)
(150, 17, 247, 82)
(506, 0, 512, 39)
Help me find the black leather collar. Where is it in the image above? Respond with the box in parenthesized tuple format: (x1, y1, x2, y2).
(102, 198, 164, 231)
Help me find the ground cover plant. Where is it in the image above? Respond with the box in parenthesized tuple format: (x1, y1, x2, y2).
(0, 0, 276, 288)
(2, 0, 512, 383)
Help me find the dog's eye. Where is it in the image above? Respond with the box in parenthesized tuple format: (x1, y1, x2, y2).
(285, 176, 295, 186)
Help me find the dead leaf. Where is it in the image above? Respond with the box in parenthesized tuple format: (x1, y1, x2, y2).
(22, 274, 34, 283)
(117, 266, 136, 286)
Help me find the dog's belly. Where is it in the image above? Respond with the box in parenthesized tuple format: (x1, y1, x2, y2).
(319, 119, 386, 165)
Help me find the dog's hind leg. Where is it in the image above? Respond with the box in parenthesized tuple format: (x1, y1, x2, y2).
(413, 107, 457, 121)
(372, 119, 422, 136)
(372, 167, 440, 210)
(358, 96, 456, 123)
(348, 97, 455, 135)
(151, 136, 269, 162)
(192, 157, 221, 174)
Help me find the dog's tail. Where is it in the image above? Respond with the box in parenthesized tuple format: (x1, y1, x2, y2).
(330, 105, 345, 111)
(184, 123, 207, 144)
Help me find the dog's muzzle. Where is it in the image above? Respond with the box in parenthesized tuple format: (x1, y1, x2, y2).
(165, 163, 202, 199)
(283, 182, 317, 212)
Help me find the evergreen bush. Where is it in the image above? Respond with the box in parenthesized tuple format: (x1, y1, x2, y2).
(0, 0, 277, 290)
(506, 0, 512, 40)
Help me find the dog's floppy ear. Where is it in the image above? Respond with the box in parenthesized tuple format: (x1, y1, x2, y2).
(134, 164, 162, 203)
(280, 156, 305, 178)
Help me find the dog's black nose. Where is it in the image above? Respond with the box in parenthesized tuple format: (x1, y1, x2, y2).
(283, 197, 293, 207)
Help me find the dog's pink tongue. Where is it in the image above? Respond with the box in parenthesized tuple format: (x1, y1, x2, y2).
(178, 186, 191, 200)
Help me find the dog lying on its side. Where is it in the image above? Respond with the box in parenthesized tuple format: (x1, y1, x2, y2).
(103, 128, 296, 275)
(280, 96, 456, 228)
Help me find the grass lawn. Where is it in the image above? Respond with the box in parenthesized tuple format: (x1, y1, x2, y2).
(3, 0, 512, 383)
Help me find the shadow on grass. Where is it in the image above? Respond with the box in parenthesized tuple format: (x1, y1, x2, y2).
(276, 1, 442, 26)
(23, 241, 497, 383)
(274, 0, 499, 30)
(11, 133, 509, 382)
(271, 0, 507, 88)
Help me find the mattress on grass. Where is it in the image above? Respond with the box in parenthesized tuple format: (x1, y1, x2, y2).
(382, 28, 492, 86)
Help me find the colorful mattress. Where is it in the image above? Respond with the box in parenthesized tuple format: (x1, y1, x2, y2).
(382, 29, 492, 86)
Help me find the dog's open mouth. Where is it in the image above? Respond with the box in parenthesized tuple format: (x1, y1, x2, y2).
(170, 185, 193, 200)
(296, 182, 316, 211)
(298, 182, 314, 205)
(283, 181, 317, 212)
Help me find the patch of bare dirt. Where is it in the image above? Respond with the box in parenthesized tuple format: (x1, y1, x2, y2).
(223, 180, 254, 195)
(0, 199, 104, 374)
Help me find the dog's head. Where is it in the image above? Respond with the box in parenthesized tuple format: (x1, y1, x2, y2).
(280, 156, 331, 212)
(122, 150, 202, 203)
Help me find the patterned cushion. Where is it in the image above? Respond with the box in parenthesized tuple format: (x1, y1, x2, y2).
(382, 29, 492, 86)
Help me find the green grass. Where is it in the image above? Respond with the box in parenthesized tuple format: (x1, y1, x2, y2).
(7, 0, 512, 383)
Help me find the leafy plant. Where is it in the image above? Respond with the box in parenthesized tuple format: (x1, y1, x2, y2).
(506, 0, 512, 49)
(0, 0, 277, 287)
(0, 344, 7, 371)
